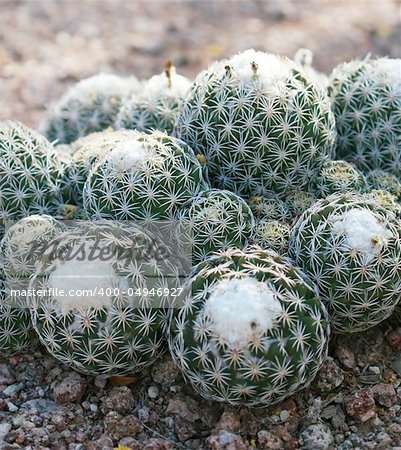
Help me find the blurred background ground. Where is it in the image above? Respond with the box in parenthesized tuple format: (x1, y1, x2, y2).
(0, 0, 400, 129)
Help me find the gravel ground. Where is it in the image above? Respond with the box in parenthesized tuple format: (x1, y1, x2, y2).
(0, 316, 400, 449)
(0, 1, 401, 449)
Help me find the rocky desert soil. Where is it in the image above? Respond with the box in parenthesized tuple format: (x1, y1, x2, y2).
(0, 1, 401, 449)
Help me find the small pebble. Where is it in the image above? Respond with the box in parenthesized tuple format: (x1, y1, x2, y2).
(148, 386, 159, 399)
(280, 410, 290, 422)
(7, 401, 18, 412)
(90, 403, 98, 412)
(3, 383, 23, 397)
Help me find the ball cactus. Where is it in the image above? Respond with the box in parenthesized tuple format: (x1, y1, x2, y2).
(285, 190, 317, 219)
(0, 121, 66, 238)
(43, 73, 141, 145)
(328, 57, 401, 176)
(313, 160, 368, 198)
(116, 62, 191, 134)
(248, 194, 292, 222)
(167, 247, 330, 406)
(250, 219, 291, 253)
(174, 189, 254, 263)
(289, 193, 401, 333)
(83, 131, 209, 221)
(174, 48, 336, 198)
(30, 220, 182, 375)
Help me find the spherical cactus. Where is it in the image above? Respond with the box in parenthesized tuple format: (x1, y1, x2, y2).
(83, 131, 209, 221)
(250, 219, 291, 253)
(366, 169, 401, 202)
(328, 58, 401, 176)
(116, 62, 191, 134)
(0, 121, 66, 238)
(175, 189, 254, 263)
(313, 160, 368, 198)
(67, 129, 141, 207)
(285, 190, 317, 219)
(248, 194, 292, 222)
(174, 48, 336, 198)
(289, 193, 401, 333)
(167, 247, 330, 406)
(29, 220, 182, 375)
(43, 73, 141, 145)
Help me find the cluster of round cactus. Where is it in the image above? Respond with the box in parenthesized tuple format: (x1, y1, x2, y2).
(0, 47, 400, 407)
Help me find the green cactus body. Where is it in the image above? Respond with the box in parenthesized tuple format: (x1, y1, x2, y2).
(328, 58, 401, 175)
(285, 190, 317, 219)
(83, 131, 209, 221)
(30, 220, 181, 375)
(250, 219, 291, 254)
(174, 49, 335, 198)
(0, 121, 66, 238)
(289, 193, 401, 333)
(248, 194, 292, 222)
(43, 74, 141, 145)
(314, 160, 368, 198)
(168, 247, 330, 406)
(366, 170, 401, 202)
(116, 64, 191, 134)
(175, 189, 254, 263)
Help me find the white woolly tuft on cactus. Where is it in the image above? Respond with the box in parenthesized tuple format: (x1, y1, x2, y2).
(201, 277, 282, 348)
(376, 59, 401, 91)
(65, 73, 140, 105)
(144, 67, 191, 99)
(331, 208, 393, 262)
(331, 58, 401, 94)
(229, 49, 293, 93)
(108, 140, 156, 172)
